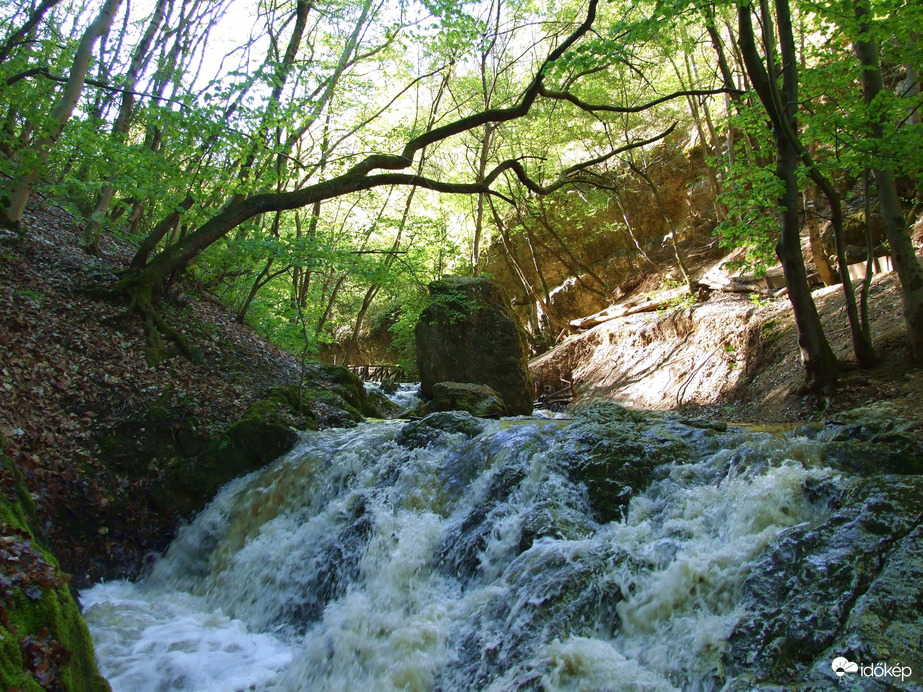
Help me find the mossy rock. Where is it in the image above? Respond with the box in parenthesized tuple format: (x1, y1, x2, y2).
(150, 394, 305, 517)
(317, 364, 379, 417)
(0, 449, 110, 691)
(431, 382, 507, 417)
(396, 411, 486, 450)
(146, 372, 377, 518)
(415, 276, 533, 415)
(365, 388, 403, 419)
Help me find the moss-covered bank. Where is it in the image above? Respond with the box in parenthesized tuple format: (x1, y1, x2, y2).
(1, 435, 110, 691)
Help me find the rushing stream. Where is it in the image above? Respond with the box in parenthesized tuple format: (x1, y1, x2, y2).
(80, 398, 919, 691)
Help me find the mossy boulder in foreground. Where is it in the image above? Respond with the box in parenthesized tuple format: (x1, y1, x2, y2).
(1, 442, 110, 691)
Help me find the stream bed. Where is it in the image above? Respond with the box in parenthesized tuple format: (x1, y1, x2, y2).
(81, 403, 923, 691)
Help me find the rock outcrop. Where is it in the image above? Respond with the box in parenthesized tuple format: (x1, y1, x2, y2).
(415, 276, 532, 415)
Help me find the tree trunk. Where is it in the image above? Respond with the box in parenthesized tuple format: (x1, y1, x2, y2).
(1, 0, 123, 229)
(737, 0, 840, 392)
(113, 1, 604, 363)
(803, 184, 837, 286)
(853, 0, 923, 363)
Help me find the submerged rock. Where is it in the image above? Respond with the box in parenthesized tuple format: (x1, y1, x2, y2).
(432, 381, 507, 417)
(396, 411, 486, 450)
(555, 403, 695, 522)
(415, 276, 533, 415)
(436, 540, 627, 690)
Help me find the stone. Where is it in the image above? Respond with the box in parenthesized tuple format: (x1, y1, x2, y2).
(396, 411, 485, 450)
(432, 381, 507, 417)
(725, 476, 923, 689)
(555, 403, 692, 523)
(415, 276, 532, 415)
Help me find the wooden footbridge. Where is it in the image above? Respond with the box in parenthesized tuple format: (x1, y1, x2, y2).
(346, 364, 404, 382)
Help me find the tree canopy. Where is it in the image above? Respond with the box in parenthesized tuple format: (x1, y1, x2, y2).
(0, 0, 920, 388)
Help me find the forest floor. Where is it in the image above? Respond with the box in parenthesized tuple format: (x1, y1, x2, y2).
(0, 194, 304, 583)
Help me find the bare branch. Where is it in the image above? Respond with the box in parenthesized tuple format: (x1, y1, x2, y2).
(537, 84, 743, 114)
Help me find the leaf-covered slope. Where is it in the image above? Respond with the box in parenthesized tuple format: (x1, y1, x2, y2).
(0, 195, 355, 585)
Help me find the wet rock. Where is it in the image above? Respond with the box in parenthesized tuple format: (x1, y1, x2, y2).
(436, 540, 627, 691)
(438, 441, 593, 583)
(150, 391, 304, 517)
(517, 499, 595, 554)
(814, 402, 923, 475)
(725, 476, 923, 690)
(437, 456, 531, 582)
(365, 388, 403, 419)
(380, 378, 399, 394)
(396, 411, 485, 450)
(316, 363, 380, 418)
(415, 276, 532, 415)
(432, 382, 507, 417)
(271, 491, 376, 631)
(400, 399, 431, 418)
(556, 403, 692, 523)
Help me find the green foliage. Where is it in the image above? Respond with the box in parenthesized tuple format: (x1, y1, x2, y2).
(1, 0, 920, 371)
(713, 100, 782, 273)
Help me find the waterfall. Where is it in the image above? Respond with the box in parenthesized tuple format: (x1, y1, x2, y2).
(82, 405, 846, 691)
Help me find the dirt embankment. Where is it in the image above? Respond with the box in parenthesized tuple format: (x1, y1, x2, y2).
(0, 198, 312, 584)
(532, 272, 923, 429)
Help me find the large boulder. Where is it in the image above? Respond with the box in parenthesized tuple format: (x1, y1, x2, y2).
(415, 276, 532, 415)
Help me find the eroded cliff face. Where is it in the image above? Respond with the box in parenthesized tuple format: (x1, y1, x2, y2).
(483, 132, 722, 344)
(530, 291, 757, 412)
(530, 271, 923, 427)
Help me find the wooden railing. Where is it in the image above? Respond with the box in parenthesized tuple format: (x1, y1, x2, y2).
(347, 364, 404, 382)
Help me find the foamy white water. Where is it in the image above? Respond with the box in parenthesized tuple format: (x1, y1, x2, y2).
(82, 409, 840, 691)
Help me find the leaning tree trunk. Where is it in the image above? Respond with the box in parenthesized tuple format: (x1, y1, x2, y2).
(113, 0, 604, 364)
(737, 0, 840, 392)
(0, 0, 123, 229)
(853, 0, 923, 364)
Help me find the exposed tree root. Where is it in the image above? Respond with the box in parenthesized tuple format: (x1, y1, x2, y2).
(113, 272, 199, 366)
